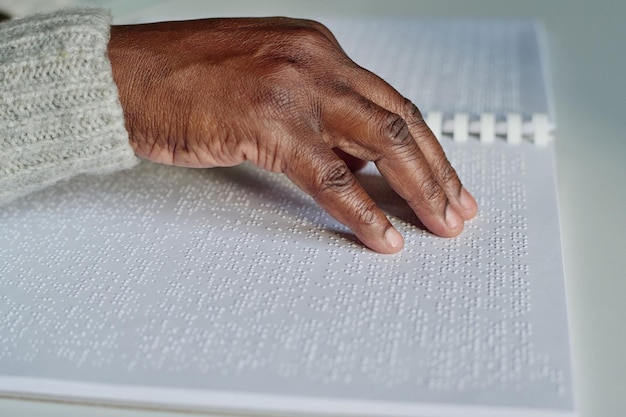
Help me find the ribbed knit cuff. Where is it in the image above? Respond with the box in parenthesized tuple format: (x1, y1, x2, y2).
(0, 8, 139, 206)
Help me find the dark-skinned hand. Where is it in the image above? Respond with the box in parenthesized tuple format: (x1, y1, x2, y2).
(108, 17, 478, 254)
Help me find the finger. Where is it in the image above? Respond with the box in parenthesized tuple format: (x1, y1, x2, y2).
(395, 99, 478, 220)
(283, 141, 404, 254)
(321, 92, 465, 237)
(348, 68, 478, 221)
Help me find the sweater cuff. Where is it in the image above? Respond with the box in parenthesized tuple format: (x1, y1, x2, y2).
(0, 8, 139, 205)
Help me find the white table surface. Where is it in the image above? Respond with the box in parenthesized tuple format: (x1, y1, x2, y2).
(2, 1, 625, 416)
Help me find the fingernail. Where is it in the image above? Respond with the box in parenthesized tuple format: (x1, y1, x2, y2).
(445, 204, 463, 231)
(459, 187, 476, 211)
(384, 227, 404, 252)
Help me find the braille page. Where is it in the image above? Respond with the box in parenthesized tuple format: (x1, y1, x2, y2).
(0, 139, 573, 416)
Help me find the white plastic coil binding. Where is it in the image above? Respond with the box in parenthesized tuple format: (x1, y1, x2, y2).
(532, 113, 551, 146)
(506, 113, 523, 145)
(453, 113, 469, 143)
(479, 113, 496, 144)
(425, 111, 443, 141)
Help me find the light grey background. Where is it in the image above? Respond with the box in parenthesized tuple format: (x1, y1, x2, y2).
(1, 0, 625, 416)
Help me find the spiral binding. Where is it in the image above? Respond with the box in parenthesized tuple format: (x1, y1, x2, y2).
(425, 112, 554, 146)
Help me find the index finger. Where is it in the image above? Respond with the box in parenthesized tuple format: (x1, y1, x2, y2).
(283, 139, 405, 254)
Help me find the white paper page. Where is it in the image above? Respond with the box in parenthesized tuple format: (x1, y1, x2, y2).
(0, 138, 573, 416)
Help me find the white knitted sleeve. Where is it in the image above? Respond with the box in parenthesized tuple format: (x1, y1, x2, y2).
(0, 8, 139, 205)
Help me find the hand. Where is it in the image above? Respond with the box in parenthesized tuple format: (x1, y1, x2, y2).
(108, 17, 477, 254)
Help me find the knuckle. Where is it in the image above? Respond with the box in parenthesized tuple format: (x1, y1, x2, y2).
(290, 25, 333, 54)
(300, 19, 331, 35)
(300, 19, 341, 47)
(379, 112, 420, 161)
(315, 160, 355, 196)
(382, 113, 411, 145)
(403, 99, 424, 122)
(420, 175, 446, 206)
(352, 199, 379, 226)
(402, 99, 430, 133)
(433, 156, 460, 186)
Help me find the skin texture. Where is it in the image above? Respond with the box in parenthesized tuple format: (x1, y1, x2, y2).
(107, 17, 478, 254)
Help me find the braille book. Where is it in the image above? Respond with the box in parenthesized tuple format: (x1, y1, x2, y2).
(0, 17, 575, 417)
